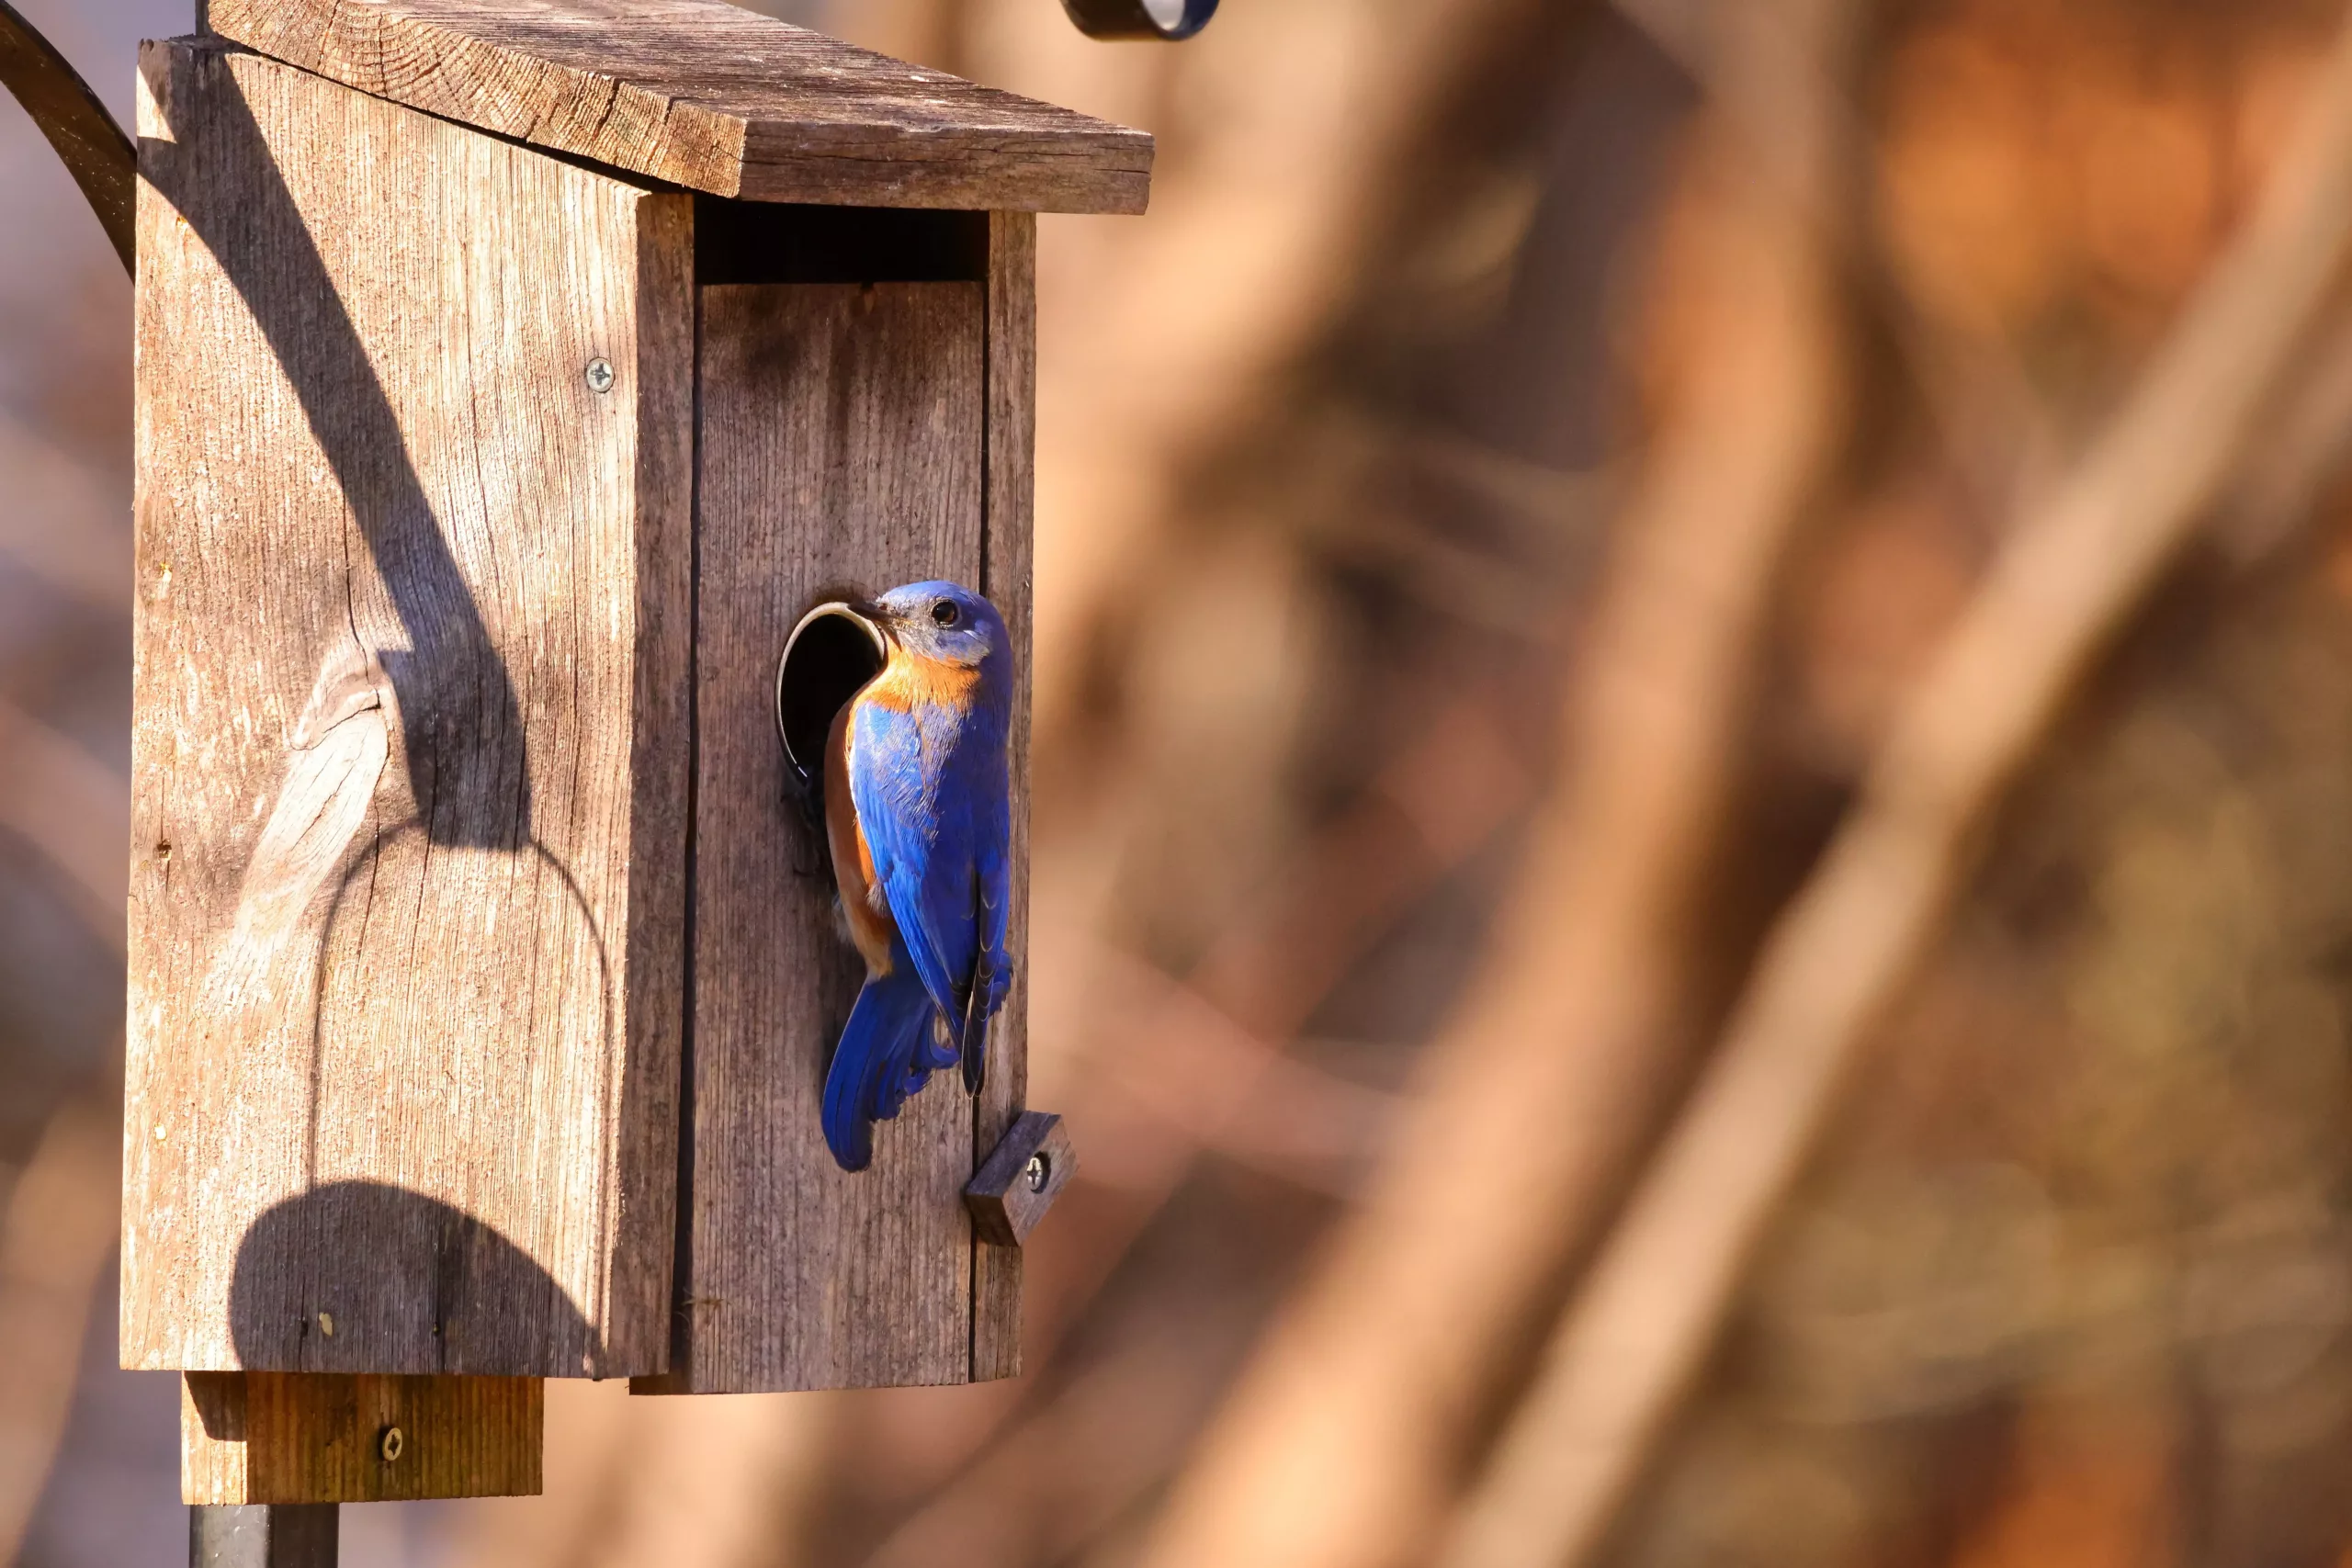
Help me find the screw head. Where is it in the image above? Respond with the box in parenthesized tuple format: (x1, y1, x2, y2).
(379, 1425, 404, 1463)
(1024, 1153, 1049, 1193)
(584, 356, 616, 394)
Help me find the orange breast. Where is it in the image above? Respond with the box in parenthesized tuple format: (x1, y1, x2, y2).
(825, 700, 897, 975)
(859, 647, 980, 715)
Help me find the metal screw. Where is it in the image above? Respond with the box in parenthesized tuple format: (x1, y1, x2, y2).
(379, 1425, 404, 1463)
(1025, 1153, 1049, 1193)
(583, 356, 616, 393)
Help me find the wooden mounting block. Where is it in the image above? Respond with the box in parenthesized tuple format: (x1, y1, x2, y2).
(965, 1111, 1078, 1247)
(183, 1372, 541, 1505)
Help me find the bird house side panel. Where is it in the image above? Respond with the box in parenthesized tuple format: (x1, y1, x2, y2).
(670, 281, 985, 1392)
(123, 41, 694, 1379)
(972, 210, 1035, 1382)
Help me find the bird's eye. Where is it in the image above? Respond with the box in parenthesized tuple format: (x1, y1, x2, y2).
(931, 600, 960, 628)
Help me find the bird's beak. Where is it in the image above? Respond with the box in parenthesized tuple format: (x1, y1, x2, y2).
(831, 599, 891, 652)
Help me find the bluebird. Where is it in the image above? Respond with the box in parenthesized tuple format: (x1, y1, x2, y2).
(820, 581, 1014, 1171)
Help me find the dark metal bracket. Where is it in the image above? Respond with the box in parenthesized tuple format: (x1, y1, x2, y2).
(1062, 0, 1218, 41)
(0, 0, 134, 275)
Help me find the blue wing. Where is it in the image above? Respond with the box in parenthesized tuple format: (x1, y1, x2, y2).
(959, 792, 1012, 1093)
(822, 947, 938, 1171)
(847, 700, 978, 1071)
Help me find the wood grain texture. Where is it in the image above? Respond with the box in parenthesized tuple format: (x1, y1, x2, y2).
(651, 282, 985, 1393)
(183, 1371, 542, 1503)
(971, 209, 1036, 1382)
(125, 40, 693, 1378)
(207, 0, 1153, 214)
(965, 1111, 1074, 1248)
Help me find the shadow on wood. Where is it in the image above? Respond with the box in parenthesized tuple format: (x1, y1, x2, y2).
(227, 1180, 594, 1375)
(179, 1181, 564, 1504)
(124, 41, 690, 1382)
(139, 39, 526, 852)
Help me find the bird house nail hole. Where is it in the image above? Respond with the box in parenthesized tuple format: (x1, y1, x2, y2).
(1026, 1153, 1050, 1192)
(379, 1425, 404, 1463)
(776, 599, 887, 823)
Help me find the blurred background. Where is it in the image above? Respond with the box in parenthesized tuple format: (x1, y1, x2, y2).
(10, 0, 2352, 1563)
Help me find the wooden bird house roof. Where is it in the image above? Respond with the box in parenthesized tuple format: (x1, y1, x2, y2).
(204, 0, 1153, 213)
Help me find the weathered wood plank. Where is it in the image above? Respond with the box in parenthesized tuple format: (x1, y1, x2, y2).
(183, 1371, 542, 1503)
(125, 40, 693, 1378)
(650, 281, 985, 1393)
(966, 1111, 1075, 1248)
(971, 209, 1036, 1382)
(207, 0, 1153, 214)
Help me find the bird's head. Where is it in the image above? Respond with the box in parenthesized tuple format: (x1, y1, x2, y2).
(861, 581, 1007, 671)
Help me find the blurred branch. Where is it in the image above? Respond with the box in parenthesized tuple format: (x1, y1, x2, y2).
(1086, 946, 1398, 1200)
(1045, 690, 1534, 1214)
(1437, 9, 2352, 1567)
(1607, 0, 1709, 77)
(1305, 420, 1616, 634)
(1624, 0, 2072, 528)
(1132, 2, 1866, 1564)
(0, 695, 127, 952)
(1026, 0, 1560, 752)
(0, 1089, 123, 1562)
(2222, 288, 2352, 560)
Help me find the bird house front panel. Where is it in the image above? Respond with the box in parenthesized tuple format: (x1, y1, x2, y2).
(656, 270, 1023, 1393)
(122, 40, 693, 1380)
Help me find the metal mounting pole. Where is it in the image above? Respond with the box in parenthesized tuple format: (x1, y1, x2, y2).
(191, 1506, 338, 1568)
(0, 0, 136, 273)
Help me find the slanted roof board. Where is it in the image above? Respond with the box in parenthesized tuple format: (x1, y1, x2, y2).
(206, 0, 1153, 213)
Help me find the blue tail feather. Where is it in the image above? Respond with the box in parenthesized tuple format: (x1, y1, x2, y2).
(959, 982, 989, 1097)
(823, 965, 943, 1172)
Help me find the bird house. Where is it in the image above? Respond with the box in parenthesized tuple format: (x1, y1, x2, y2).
(120, 0, 1147, 1505)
